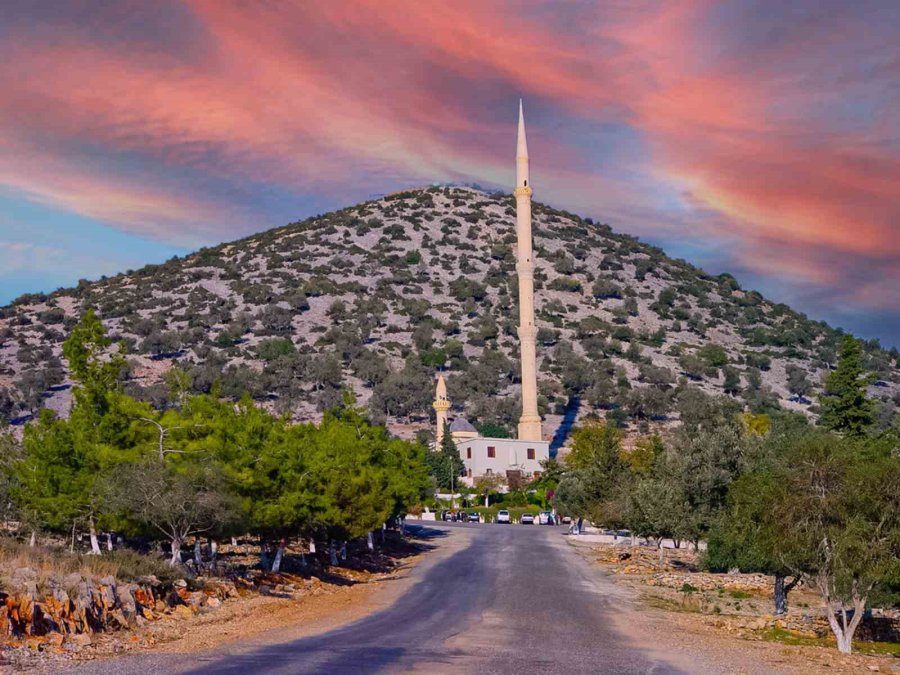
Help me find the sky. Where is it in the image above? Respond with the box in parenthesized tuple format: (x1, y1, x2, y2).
(0, 1, 898, 346)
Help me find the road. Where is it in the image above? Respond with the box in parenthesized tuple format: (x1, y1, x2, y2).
(80, 523, 687, 674)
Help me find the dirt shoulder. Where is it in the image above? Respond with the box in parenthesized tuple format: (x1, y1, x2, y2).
(141, 525, 471, 658)
(565, 537, 899, 675)
(5, 525, 467, 673)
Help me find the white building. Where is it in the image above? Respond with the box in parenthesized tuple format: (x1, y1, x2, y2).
(457, 436, 549, 487)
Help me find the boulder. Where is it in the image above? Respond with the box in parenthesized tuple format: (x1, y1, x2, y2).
(172, 605, 194, 620)
(67, 633, 92, 648)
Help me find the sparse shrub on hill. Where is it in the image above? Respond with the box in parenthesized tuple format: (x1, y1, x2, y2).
(0, 187, 894, 433)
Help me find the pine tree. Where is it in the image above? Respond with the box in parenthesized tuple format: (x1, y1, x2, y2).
(819, 336, 874, 436)
(426, 422, 464, 491)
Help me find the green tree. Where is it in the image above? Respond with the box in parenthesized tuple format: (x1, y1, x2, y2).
(426, 422, 465, 491)
(18, 312, 133, 553)
(554, 420, 626, 525)
(819, 336, 874, 436)
(62, 309, 127, 414)
(720, 432, 899, 653)
(706, 470, 806, 614)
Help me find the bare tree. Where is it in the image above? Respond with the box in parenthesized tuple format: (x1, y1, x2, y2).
(103, 461, 237, 565)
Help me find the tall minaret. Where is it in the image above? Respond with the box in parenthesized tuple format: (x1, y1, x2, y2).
(433, 374, 450, 447)
(515, 101, 542, 441)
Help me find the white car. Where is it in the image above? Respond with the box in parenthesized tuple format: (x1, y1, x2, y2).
(520, 513, 535, 525)
(497, 510, 511, 524)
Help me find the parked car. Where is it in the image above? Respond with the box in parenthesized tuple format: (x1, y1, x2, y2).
(497, 510, 511, 524)
(561, 516, 572, 524)
(468, 512, 480, 523)
(520, 513, 535, 525)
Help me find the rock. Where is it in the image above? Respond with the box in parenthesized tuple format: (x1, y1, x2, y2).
(205, 597, 221, 609)
(45, 633, 65, 648)
(68, 633, 92, 648)
(64, 573, 83, 589)
(173, 579, 188, 589)
(13, 567, 37, 581)
(172, 604, 194, 620)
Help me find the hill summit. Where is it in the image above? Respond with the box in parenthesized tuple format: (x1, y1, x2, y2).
(1, 186, 897, 439)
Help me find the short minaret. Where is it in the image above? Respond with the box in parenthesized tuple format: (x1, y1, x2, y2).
(433, 374, 450, 447)
(514, 101, 543, 441)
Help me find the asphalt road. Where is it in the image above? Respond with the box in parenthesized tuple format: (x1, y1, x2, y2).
(80, 522, 684, 674)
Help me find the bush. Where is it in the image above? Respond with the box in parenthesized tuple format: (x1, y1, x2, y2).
(591, 279, 622, 300)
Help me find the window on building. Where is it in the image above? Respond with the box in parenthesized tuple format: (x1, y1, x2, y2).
(467, 447, 472, 459)
(487, 446, 496, 458)
(485, 468, 493, 476)
(527, 447, 535, 460)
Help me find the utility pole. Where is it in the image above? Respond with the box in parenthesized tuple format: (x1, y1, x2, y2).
(451, 469, 455, 510)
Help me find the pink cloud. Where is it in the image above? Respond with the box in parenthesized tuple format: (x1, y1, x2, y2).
(0, 0, 896, 317)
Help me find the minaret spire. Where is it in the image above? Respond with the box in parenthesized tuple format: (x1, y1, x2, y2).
(517, 99, 529, 186)
(433, 374, 450, 447)
(514, 102, 542, 441)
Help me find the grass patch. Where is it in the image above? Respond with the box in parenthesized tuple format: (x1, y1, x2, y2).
(642, 592, 702, 613)
(759, 627, 900, 658)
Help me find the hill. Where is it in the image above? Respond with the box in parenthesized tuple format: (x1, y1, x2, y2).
(1, 186, 897, 439)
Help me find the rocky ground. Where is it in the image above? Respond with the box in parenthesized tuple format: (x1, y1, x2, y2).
(578, 540, 900, 674)
(0, 534, 429, 672)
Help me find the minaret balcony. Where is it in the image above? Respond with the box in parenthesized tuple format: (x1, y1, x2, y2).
(513, 186, 533, 198)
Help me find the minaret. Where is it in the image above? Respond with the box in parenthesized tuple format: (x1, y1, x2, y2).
(514, 101, 543, 441)
(433, 374, 450, 447)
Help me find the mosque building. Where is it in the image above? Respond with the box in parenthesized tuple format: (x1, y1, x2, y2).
(433, 102, 551, 486)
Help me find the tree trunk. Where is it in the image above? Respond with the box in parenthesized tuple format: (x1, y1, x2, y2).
(209, 539, 218, 560)
(232, 536, 238, 547)
(89, 519, 102, 555)
(194, 539, 202, 566)
(259, 541, 270, 570)
(484, 493, 489, 508)
(29, 530, 36, 547)
(367, 532, 375, 551)
(774, 574, 787, 615)
(657, 539, 665, 566)
(309, 540, 316, 555)
(329, 541, 338, 566)
(381, 523, 386, 544)
(774, 574, 801, 615)
(169, 538, 182, 566)
(272, 541, 285, 572)
(107, 532, 114, 551)
(819, 573, 868, 655)
(340, 541, 347, 561)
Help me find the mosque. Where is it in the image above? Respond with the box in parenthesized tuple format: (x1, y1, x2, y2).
(432, 102, 551, 486)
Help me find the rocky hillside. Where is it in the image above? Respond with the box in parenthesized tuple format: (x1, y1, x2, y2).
(1, 187, 897, 439)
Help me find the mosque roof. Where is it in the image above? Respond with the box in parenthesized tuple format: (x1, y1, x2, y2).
(449, 417, 477, 433)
